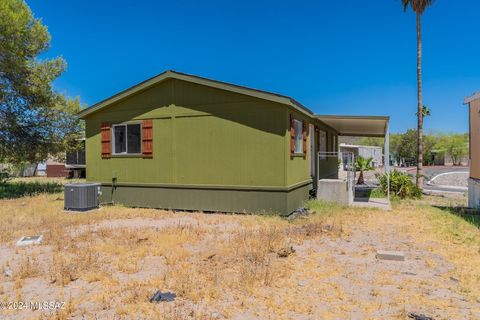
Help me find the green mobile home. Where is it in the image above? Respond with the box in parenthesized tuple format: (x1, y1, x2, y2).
(78, 71, 341, 215)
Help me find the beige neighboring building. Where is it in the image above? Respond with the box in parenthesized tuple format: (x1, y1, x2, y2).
(465, 92, 480, 208)
(339, 143, 383, 168)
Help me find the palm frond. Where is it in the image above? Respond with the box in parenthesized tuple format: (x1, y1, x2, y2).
(354, 156, 373, 171)
(401, 0, 435, 14)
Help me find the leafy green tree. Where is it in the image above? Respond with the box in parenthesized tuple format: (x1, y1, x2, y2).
(355, 156, 373, 185)
(396, 129, 437, 166)
(401, 0, 435, 188)
(394, 130, 467, 167)
(437, 134, 468, 166)
(0, 0, 82, 165)
(422, 134, 438, 166)
(398, 129, 418, 165)
(358, 137, 383, 148)
(389, 134, 402, 164)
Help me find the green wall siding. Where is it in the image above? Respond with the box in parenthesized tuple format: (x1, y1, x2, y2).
(84, 78, 339, 214)
(99, 185, 292, 215)
(85, 79, 286, 187)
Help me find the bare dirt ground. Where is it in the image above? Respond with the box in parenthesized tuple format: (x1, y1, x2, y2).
(0, 192, 479, 319)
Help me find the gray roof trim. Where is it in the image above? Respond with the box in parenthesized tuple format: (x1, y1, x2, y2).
(464, 91, 480, 104)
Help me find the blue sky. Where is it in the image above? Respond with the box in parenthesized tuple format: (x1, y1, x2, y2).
(29, 0, 479, 133)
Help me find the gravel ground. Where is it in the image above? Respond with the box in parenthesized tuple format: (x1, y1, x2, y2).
(429, 172, 469, 187)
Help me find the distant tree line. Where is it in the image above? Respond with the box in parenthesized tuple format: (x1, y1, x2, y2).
(358, 130, 469, 166)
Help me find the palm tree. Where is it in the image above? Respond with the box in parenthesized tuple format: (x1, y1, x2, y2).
(355, 156, 373, 185)
(417, 105, 431, 117)
(401, 0, 435, 188)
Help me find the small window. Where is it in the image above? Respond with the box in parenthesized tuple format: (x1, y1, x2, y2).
(127, 124, 141, 154)
(112, 123, 141, 154)
(293, 119, 303, 154)
(114, 125, 126, 154)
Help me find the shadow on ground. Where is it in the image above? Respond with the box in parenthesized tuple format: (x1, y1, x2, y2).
(434, 206, 480, 228)
(355, 185, 386, 200)
(0, 182, 63, 199)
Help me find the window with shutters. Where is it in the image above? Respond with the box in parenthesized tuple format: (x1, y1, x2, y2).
(293, 119, 303, 154)
(112, 123, 142, 155)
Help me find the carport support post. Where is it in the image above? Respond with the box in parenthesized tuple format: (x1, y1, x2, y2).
(384, 122, 390, 202)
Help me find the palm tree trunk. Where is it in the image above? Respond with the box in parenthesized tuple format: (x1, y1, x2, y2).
(358, 171, 364, 185)
(416, 12, 424, 189)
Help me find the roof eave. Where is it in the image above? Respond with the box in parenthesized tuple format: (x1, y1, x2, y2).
(337, 133, 386, 138)
(313, 115, 390, 121)
(314, 115, 390, 137)
(77, 70, 314, 119)
(77, 70, 173, 119)
(464, 92, 480, 105)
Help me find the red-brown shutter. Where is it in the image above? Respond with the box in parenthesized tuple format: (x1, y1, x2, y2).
(101, 123, 111, 159)
(290, 114, 295, 159)
(302, 120, 307, 159)
(142, 119, 153, 158)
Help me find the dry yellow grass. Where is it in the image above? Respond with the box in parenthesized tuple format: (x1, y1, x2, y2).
(0, 191, 478, 319)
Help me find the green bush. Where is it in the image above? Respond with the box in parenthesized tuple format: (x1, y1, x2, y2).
(0, 181, 63, 199)
(369, 188, 386, 199)
(0, 169, 10, 185)
(377, 170, 422, 199)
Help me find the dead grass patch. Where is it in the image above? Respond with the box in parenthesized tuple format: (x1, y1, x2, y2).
(16, 253, 41, 280)
(0, 193, 479, 319)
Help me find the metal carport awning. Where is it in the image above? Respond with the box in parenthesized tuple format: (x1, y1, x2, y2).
(314, 115, 389, 137)
(314, 114, 391, 203)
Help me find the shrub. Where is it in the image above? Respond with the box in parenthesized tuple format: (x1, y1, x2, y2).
(369, 188, 386, 198)
(0, 181, 63, 199)
(377, 170, 422, 199)
(0, 168, 10, 185)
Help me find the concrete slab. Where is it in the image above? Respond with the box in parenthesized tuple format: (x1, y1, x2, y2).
(16, 235, 43, 246)
(352, 197, 391, 210)
(469, 178, 480, 209)
(376, 250, 405, 261)
(317, 179, 353, 206)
